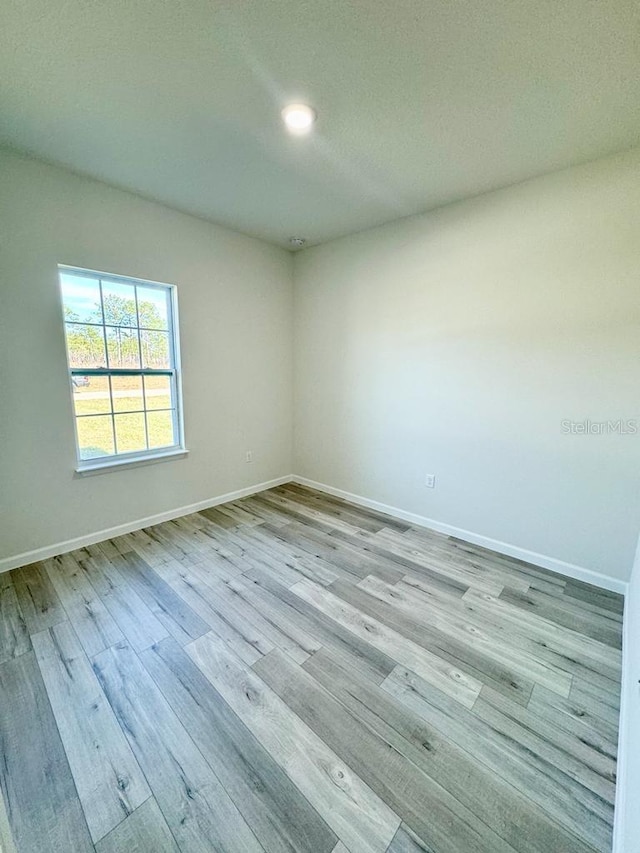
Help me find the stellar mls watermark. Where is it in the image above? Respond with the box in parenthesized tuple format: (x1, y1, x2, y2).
(561, 419, 638, 435)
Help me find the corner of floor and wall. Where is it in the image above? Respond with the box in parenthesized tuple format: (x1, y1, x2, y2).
(2, 142, 639, 850)
(290, 143, 640, 852)
(0, 145, 296, 574)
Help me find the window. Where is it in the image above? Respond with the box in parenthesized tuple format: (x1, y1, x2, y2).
(59, 266, 185, 470)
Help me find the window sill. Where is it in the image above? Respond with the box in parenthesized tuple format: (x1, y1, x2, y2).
(75, 448, 188, 476)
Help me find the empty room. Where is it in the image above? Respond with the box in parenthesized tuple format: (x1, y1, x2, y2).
(1, 2, 639, 852)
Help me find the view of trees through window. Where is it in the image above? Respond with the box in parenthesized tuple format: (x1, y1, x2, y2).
(64, 294, 170, 369)
(60, 268, 182, 463)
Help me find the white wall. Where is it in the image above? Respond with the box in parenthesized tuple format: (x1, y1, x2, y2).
(2, 144, 638, 584)
(615, 534, 640, 852)
(0, 148, 293, 565)
(293, 147, 640, 582)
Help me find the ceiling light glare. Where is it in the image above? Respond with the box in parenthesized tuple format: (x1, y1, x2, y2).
(281, 103, 316, 135)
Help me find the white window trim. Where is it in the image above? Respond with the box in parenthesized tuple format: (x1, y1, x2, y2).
(75, 448, 189, 476)
(59, 265, 187, 472)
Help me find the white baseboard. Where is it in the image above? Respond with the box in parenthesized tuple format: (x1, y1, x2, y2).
(0, 475, 294, 574)
(293, 476, 628, 595)
(2, 471, 628, 596)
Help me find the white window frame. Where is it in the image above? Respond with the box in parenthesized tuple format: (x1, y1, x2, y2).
(58, 265, 186, 473)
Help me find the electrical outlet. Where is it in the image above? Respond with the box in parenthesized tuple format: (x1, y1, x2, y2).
(245, 451, 253, 463)
(425, 473, 436, 488)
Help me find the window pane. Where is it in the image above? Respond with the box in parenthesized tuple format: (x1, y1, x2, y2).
(111, 375, 144, 413)
(60, 272, 103, 324)
(77, 415, 115, 460)
(146, 410, 175, 449)
(144, 375, 172, 410)
(59, 267, 182, 466)
(106, 326, 141, 368)
(141, 330, 170, 368)
(114, 413, 147, 454)
(72, 375, 111, 416)
(137, 286, 169, 331)
(102, 280, 138, 326)
(65, 324, 107, 368)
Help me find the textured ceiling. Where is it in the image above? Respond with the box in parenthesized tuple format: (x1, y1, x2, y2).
(1, 0, 639, 248)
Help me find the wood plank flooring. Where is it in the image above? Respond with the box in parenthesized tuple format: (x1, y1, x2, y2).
(0, 483, 623, 852)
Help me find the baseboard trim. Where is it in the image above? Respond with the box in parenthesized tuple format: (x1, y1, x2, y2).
(0, 475, 294, 574)
(293, 476, 628, 595)
(2, 471, 628, 595)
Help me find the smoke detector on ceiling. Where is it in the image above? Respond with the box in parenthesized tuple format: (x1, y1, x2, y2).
(289, 237, 306, 248)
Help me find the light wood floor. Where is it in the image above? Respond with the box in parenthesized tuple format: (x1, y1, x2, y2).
(0, 484, 622, 853)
